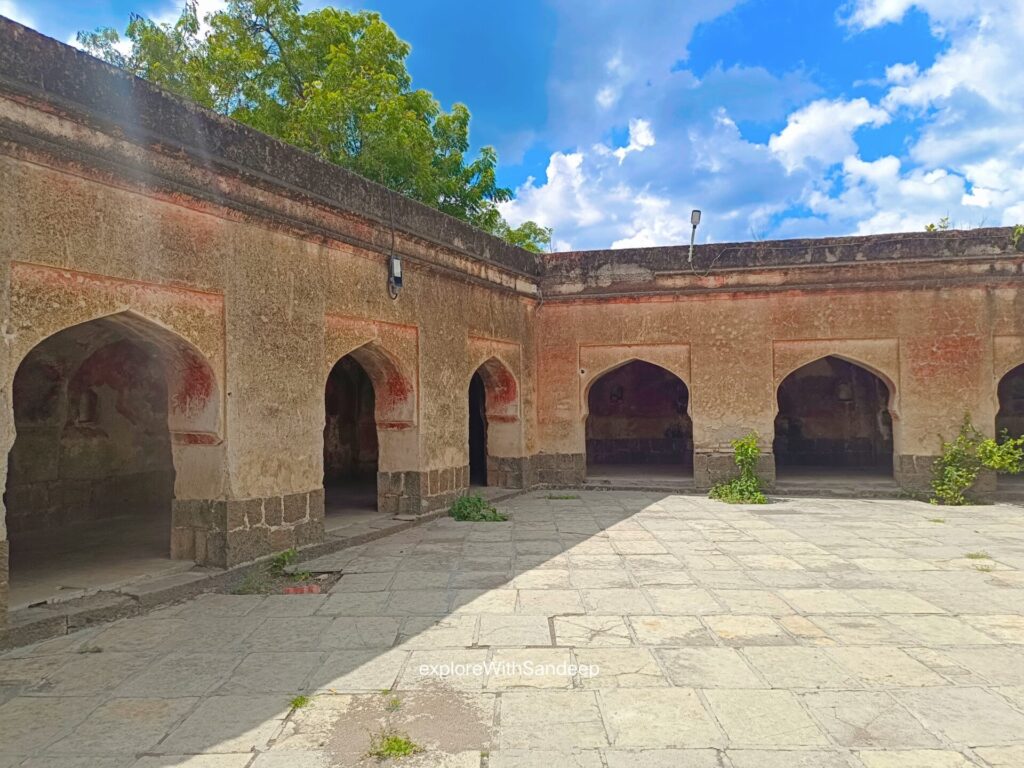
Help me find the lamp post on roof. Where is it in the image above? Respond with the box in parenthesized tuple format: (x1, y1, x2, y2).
(688, 209, 702, 263)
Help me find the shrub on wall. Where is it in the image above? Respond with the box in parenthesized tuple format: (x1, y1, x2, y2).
(931, 416, 1024, 505)
(709, 432, 768, 504)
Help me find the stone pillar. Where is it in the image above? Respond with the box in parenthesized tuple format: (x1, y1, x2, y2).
(0, 539, 8, 628)
(694, 449, 776, 492)
(378, 466, 469, 516)
(487, 456, 527, 489)
(172, 489, 325, 568)
(524, 453, 586, 487)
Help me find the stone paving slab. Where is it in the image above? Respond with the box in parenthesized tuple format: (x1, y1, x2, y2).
(2, 490, 1024, 766)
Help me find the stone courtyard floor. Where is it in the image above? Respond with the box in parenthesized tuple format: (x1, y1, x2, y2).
(2, 491, 1024, 767)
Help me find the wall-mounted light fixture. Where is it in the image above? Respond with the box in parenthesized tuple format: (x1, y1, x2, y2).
(387, 252, 402, 300)
(688, 209, 702, 263)
(386, 193, 402, 300)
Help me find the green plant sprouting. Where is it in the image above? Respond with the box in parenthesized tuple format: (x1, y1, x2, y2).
(930, 416, 1024, 505)
(1012, 224, 1024, 249)
(367, 728, 422, 760)
(269, 547, 299, 576)
(449, 494, 508, 521)
(709, 432, 768, 504)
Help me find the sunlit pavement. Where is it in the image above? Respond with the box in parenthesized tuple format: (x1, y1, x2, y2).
(2, 490, 1024, 767)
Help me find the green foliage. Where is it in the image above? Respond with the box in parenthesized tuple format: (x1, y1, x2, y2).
(269, 547, 299, 576)
(931, 416, 1024, 505)
(925, 216, 951, 232)
(289, 695, 311, 709)
(709, 432, 768, 504)
(490, 219, 553, 253)
(367, 729, 421, 760)
(78, 0, 546, 249)
(1012, 225, 1024, 249)
(385, 695, 402, 712)
(964, 551, 990, 560)
(449, 494, 507, 522)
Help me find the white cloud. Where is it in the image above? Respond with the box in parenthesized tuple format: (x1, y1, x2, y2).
(594, 53, 628, 109)
(833, 0, 1024, 231)
(0, 0, 34, 28)
(610, 193, 692, 249)
(768, 98, 890, 173)
(884, 62, 919, 85)
(501, 105, 799, 249)
(608, 118, 655, 164)
(804, 155, 968, 234)
(842, 0, 1006, 30)
(842, 0, 916, 28)
(595, 86, 617, 109)
(500, 151, 607, 238)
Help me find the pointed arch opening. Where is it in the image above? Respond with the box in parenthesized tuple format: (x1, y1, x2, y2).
(996, 362, 1024, 490)
(774, 355, 893, 479)
(585, 359, 692, 483)
(4, 312, 221, 610)
(468, 357, 522, 488)
(324, 341, 417, 523)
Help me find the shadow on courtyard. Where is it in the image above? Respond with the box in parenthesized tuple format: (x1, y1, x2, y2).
(3, 488, 1024, 765)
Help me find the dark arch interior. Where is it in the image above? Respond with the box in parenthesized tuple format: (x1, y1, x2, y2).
(586, 360, 692, 476)
(469, 371, 488, 486)
(997, 363, 1024, 440)
(774, 356, 893, 475)
(5, 317, 179, 608)
(324, 355, 378, 516)
(996, 363, 1024, 488)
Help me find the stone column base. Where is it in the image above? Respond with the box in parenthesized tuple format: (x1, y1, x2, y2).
(525, 453, 586, 487)
(378, 467, 470, 516)
(487, 456, 527, 489)
(895, 454, 995, 498)
(694, 451, 776, 492)
(172, 488, 325, 568)
(894, 455, 936, 494)
(0, 539, 8, 628)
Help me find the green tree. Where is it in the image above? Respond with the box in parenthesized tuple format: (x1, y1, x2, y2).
(78, 0, 548, 250)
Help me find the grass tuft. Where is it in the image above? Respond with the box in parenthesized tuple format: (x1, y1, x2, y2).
(964, 551, 991, 560)
(367, 728, 422, 760)
(289, 695, 312, 710)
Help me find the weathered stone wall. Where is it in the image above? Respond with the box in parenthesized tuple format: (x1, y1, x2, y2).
(1, 19, 1024, 625)
(0, 20, 538, 618)
(538, 236, 1024, 491)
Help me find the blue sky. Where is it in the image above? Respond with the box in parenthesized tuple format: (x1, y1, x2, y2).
(3, 0, 1023, 249)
